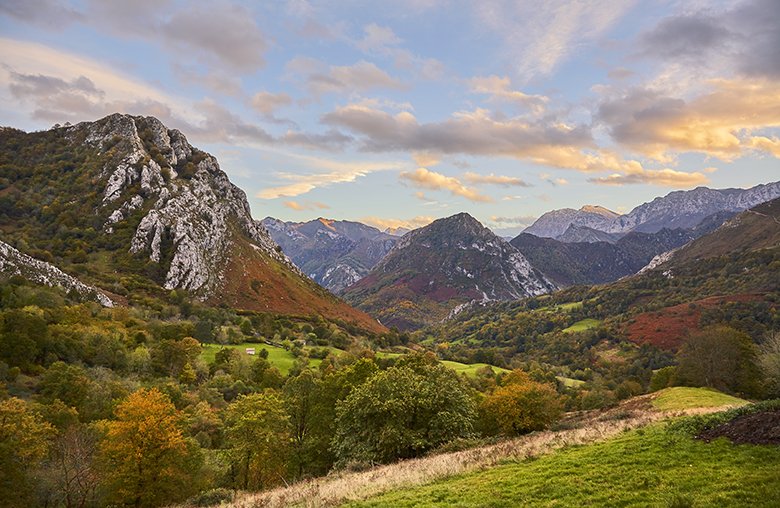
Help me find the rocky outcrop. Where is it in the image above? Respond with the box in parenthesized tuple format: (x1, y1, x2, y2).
(71, 114, 295, 295)
(0, 240, 113, 307)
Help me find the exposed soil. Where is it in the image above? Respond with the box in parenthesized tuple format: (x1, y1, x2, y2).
(624, 293, 767, 350)
(697, 409, 780, 445)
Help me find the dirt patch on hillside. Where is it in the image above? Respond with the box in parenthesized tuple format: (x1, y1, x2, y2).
(624, 294, 766, 350)
(697, 409, 780, 445)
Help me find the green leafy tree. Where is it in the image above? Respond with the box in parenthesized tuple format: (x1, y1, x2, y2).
(99, 388, 202, 507)
(332, 354, 476, 465)
(758, 332, 780, 397)
(676, 326, 763, 397)
(223, 391, 290, 490)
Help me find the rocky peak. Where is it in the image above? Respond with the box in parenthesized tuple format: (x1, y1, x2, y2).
(69, 114, 293, 295)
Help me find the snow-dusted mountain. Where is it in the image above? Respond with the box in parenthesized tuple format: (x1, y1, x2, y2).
(523, 205, 619, 239)
(261, 217, 397, 293)
(523, 183, 780, 242)
(605, 183, 780, 233)
(342, 213, 555, 330)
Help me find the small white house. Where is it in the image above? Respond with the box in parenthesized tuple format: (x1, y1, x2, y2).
(245, 347, 256, 355)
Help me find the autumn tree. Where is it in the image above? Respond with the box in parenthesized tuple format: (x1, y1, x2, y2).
(332, 354, 476, 465)
(0, 397, 54, 507)
(223, 391, 290, 490)
(676, 326, 762, 397)
(479, 370, 563, 436)
(98, 388, 202, 507)
(37, 425, 100, 508)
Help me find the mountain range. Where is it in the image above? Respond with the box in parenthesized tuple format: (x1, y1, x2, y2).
(261, 217, 397, 293)
(524, 182, 780, 242)
(341, 213, 555, 330)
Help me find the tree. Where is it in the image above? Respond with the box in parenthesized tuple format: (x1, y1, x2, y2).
(479, 370, 563, 436)
(37, 425, 100, 508)
(99, 388, 202, 507)
(676, 326, 763, 397)
(0, 397, 54, 506)
(332, 355, 476, 465)
(758, 331, 780, 397)
(223, 391, 290, 490)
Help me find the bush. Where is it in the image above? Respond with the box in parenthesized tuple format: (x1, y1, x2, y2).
(186, 488, 235, 507)
(479, 370, 563, 436)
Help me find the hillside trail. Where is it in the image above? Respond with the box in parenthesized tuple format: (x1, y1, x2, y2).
(212, 395, 739, 508)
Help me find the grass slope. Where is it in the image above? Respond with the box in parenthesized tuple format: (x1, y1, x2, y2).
(652, 387, 748, 411)
(353, 423, 780, 507)
(200, 343, 322, 374)
(562, 318, 601, 333)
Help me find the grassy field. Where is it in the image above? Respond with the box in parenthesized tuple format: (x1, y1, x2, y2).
(440, 361, 509, 376)
(556, 375, 586, 388)
(199, 343, 322, 374)
(202, 346, 508, 377)
(351, 422, 780, 507)
(652, 386, 748, 411)
(562, 318, 601, 333)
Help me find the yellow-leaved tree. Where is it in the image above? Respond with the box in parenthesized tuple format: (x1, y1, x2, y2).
(99, 388, 202, 507)
(479, 370, 563, 436)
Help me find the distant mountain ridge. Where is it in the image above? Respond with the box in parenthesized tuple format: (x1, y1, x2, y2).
(261, 217, 397, 293)
(523, 182, 780, 242)
(342, 213, 555, 330)
(511, 211, 734, 287)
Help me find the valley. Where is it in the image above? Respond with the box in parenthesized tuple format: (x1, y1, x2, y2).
(1, 115, 778, 508)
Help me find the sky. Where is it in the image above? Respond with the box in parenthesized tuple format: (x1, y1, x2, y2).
(1, 0, 778, 236)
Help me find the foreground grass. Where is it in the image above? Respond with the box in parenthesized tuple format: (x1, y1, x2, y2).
(562, 318, 601, 333)
(221, 406, 672, 507)
(652, 387, 748, 411)
(353, 422, 780, 507)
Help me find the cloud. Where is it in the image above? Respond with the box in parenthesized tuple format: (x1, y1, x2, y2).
(171, 63, 243, 96)
(463, 171, 531, 187)
(597, 78, 780, 161)
(84, 0, 267, 72)
(286, 58, 405, 97)
(539, 173, 568, 186)
(400, 167, 492, 202)
(468, 75, 548, 112)
(637, 0, 780, 79)
(283, 200, 329, 211)
(356, 23, 402, 53)
(490, 215, 537, 226)
(472, 0, 637, 80)
(361, 215, 434, 231)
(257, 154, 405, 199)
(250, 91, 293, 115)
(411, 152, 441, 168)
(588, 167, 709, 187)
(0, 0, 82, 27)
(322, 102, 662, 176)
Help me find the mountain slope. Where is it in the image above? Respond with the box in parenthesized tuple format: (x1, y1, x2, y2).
(660, 197, 780, 267)
(0, 240, 113, 307)
(0, 114, 385, 333)
(342, 213, 555, 330)
(262, 217, 397, 293)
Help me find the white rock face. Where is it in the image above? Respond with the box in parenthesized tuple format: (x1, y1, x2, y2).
(70, 114, 297, 296)
(0, 240, 113, 307)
